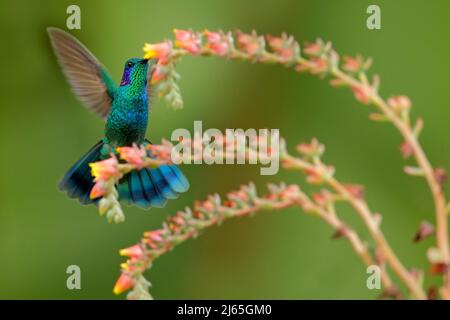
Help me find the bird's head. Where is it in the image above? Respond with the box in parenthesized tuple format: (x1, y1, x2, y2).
(120, 58, 157, 87)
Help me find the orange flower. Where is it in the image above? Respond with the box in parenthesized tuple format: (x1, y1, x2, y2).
(117, 143, 147, 169)
(143, 41, 171, 60)
(227, 189, 249, 201)
(279, 185, 300, 200)
(119, 244, 144, 259)
(312, 189, 334, 207)
(303, 40, 323, 56)
(170, 213, 185, 226)
(296, 138, 324, 158)
(304, 168, 322, 185)
(151, 65, 167, 84)
(113, 273, 134, 295)
(90, 181, 107, 199)
(399, 141, 413, 159)
(267, 34, 298, 61)
(342, 55, 362, 73)
(143, 229, 165, 242)
(387, 95, 411, 112)
(174, 29, 201, 54)
(236, 31, 263, 56)
(351, 84, 372, 105)
(309, 57, 328, 74)
(204, 30, 229, 56)
(146, 143, 172, 161)
(344, 184, 364, 199)
(89, 156, 119, 181)
(266, 35, 284, 51)
(195, 198, 215, 212)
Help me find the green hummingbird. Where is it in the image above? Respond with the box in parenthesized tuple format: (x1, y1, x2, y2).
(48, 27, 189, 208)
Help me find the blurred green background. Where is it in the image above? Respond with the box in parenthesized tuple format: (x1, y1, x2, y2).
(0, 0, 449, 299)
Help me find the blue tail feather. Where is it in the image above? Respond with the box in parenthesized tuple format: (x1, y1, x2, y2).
(140, 169, 166, 208)
(117, 165, 189, 209)
(158, 165, 190, 193)
(129, 171, 149, 208)
(117, 175, 132, 205)
(59, 140, 103, 205)
(150, 167, 179, 199)
(60, 140, 190, 209)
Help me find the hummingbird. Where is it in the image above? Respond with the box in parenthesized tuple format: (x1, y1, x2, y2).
(48, 27, 189, 209)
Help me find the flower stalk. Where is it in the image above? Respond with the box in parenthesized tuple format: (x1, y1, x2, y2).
(84, 29, 450, 299)
(139, 29, 448, 297)
(89, 144, 171, 223)
(115, 182, 401, 299)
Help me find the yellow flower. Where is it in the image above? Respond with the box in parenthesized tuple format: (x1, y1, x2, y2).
(143, 41, 171, 60)
(113, 273, 134, 295)
(89, 156, 119, 181)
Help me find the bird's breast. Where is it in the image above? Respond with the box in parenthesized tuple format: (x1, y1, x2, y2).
(105, 103, 148, 146)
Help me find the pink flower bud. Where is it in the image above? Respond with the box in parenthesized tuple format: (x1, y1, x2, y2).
(146, 144, 172, 162)
(236, 31, 263, 56)
(227, 189, 249, 201)
(174, 29, 201, 54)
(434, 168, 448, 187)
(296, 138, 324, 158)
(224, 200, 235, 208)
(113, 273, 134, 295)
(199, 199, 215, 212)
(171, 214, 185, 226)
(351, 84, 372, 105)
(90, 181, 107, 199)
(344, 184, 364, 199)
(266, 35, 284, 51)
(413, 221, 435, 243)
(332, 226, 348, 239)
(399, 141, 413, 159)
(279, 185, 300, 200)
(151, 65, 167, 84)
(312, 189, 334, 207)
(303, 40, 323, 56)
(309, 57, 328, 74)
(144, 229, 165, 242)
(119, 244, 144, 258)
(89, 156, 120, 181)
(342, 55, 362, 73)
(387, 95, 411, 112)
(117, 143, 147, 169)
(145, 239, 158, 250)
(204, 30, 230, 56)
(304, 168, 323, 185)
(267, 34, 298, 61)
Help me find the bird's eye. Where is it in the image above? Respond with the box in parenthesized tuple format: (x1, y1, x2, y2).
(127, 62, 134, 68)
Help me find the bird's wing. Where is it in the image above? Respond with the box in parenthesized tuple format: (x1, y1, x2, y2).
(146, 59, 159, 111)
(47, 27, 116, 119)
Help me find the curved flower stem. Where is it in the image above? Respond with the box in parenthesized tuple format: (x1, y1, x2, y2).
(327, 177, 424, 299)
(282, 152, 426, 300)
(99, 135, 421, 298)
(294, 191, 396, 295)
(106, 29, 449, 298)
(328, 67, 450, 295)
(145, 33, 449, 289)
(116, 183, 398, 299)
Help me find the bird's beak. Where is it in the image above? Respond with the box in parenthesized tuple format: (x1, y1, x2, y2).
(140, 59, 148, 65)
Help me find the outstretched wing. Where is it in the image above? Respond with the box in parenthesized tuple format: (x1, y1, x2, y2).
(146, 59, 158, 111)
(47, 27, 116, 119)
